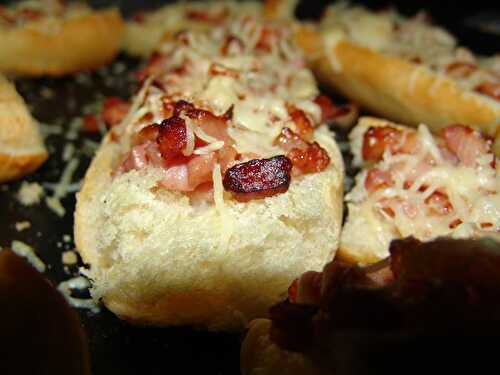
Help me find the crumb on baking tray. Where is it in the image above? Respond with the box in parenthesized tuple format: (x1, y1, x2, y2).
(8, 240, 46, 273)
(15, 221, 31, 232)
(62, 250, 78, 265)
(17, 182, 44, 206)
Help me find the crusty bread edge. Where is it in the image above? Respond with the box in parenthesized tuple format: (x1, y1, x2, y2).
(0, 152, 47, 183)
(0, 8, 124, 76)
(240, 318, 324, 375)
(292, 27, 500, 156)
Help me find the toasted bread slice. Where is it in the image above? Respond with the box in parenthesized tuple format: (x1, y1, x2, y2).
(0, 3, 123, 76)
(0, 74, 47, 182)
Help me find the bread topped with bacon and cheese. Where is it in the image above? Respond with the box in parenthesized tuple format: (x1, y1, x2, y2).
(292, 2, 500, 155)
(75, 17, 345, 330)
(0, 0, 123, 76)
(340, 117, 499, 264)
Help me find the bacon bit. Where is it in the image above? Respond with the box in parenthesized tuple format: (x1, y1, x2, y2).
(442, 125, 491, 167)
(157, 116, 188, 165)
(102, 97, 130, 128)
(136, 52, 169, 81)
(287, 105, 314, 141)
(221, 35, 245, 55)
(475, 82, 500, 101)
(0, 6, 14, 25)
(288, 143, 330, 174)
(19, 8, 43, 21)
(223, 156, 292, 202)
(175, 100, 233, 145)
(132, 124, 160, 146)
(275, 128, 330, 174)
(187, 153, 217, 189)
(288, 278, 298, 303)
(425, 190, 453, 216)
(365, 168, 394, 192)
(275, 127, 308, 152)
(209, 63, 239, 78)
(449, 219, 462, 229)
(131, 11, 146, 23)
(186, 7, 229, 24)
(313, 95, 350, 123)
(362, 126, 418, 162)
(82, 114, 100, 133)
(409, 56, 422, 64)
(255, 26, 280, 52)
(445, 62, 477, 78)
(158, 165, 192, 191)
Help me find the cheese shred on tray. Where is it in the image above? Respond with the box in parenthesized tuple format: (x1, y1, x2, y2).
(75, 16, 345, 330)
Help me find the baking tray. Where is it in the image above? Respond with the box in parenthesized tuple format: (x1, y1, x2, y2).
(0, 1, 498, 374)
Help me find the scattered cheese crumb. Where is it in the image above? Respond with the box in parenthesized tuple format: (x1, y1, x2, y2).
(63, 234, 72, 243)
(17, 182, 44, 206)
(62, 250, 78, 265)
(46, 196, 66, 217)
(10, 240, 46, 273)
(15, 221, 31, 232)
(57, 276, 100, 313)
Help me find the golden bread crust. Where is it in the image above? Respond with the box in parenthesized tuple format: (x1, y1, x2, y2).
(0, 8, 123, 76)
(0, 74, 47, 182)
(291, 26, 500, 155)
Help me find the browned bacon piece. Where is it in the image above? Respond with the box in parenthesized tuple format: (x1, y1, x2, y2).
(157, 116, 188, 165)
(275, 128, 330, 174)
(313, 95, 352, 123)
(102, 97, 130, 128)
(442, 124, 492, 167)
(364, 167, 394, 192)
(362, 126, 418, 162)
(475, 81, 500, 101)
(223, 156, 292, 202)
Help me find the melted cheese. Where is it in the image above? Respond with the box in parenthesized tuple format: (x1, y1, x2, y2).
(119, 15, 329, 189)
(345, 119, 500, 250)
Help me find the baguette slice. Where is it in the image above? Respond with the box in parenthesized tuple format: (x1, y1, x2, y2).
(123, 1, 263, 57)
(0, 74, 47, 182)
(0, 2, 123, 76)
(75, 18, 345, 330)
(292, 3, 500, 155)
(340, 116, 499, 264)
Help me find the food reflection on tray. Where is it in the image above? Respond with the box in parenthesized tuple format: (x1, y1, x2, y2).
(0, 1, 498, 374)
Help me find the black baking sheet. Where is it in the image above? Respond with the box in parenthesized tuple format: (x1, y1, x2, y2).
(0, 1, 499, 374)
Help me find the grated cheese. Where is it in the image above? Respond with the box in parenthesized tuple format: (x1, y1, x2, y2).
(57, 276, 100, 313)
(10, 240, 46, 273)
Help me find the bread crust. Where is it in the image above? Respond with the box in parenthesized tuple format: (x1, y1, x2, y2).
(0, 8, 123, 76)
(240, 319, 322, 375)
(292, 28, 500, 156)
(75, 129, 344, 330)
(0, 74, 47, 182)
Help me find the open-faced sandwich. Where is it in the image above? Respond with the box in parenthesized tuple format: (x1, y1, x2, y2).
(292, 2, 500, 154)
(75, 16, 347, 330)
(0, 0, 123, 76)
(340, 117, 499, 264)
(0, 73, 47, 182)
(241, 236, 500, 375)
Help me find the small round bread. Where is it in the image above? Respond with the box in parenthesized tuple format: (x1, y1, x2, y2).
(0, 74, 47, 182)
(0, 3, 123, 76)
(75, 128, 343, 330)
